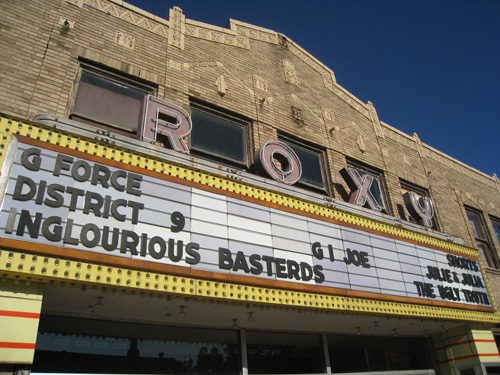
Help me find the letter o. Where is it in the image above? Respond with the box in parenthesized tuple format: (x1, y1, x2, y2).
(80, 223, 101, 247)
(72, 160, 92, 182)
(255, 141, 302, 185)
(148, 236, 166, 259)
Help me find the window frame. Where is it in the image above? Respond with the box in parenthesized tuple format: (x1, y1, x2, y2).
(70, 61, 157, 138)
(344, 160, 389, 214)
(399, 180, 438, 230)
(465, 207, 499, 268)
(278, 134, 329, 195)
(490, 216, 500, 247)
(189, 100, 252, 170)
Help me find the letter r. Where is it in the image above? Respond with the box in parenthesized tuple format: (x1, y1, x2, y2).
(141, 95, 192, 154)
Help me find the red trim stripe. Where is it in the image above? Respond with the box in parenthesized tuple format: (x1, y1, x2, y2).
(474, 339, 497, 343)
(435, 339, 497, 351)
(0, 342, 36, 349)
(0, 310, 40, 319)
(439, 353, 500, 363)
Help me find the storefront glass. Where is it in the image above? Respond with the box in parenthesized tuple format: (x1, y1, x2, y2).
(327, 334, 432, 373)
(32, 315, 240, 374)
(246, 330, 323, 374)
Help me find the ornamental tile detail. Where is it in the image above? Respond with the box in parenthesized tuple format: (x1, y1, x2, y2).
(283, 59, 298, 86)
(85, 0, 169, 38)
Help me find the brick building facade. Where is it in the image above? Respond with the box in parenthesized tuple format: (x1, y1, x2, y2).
(1, 1, 500, 374)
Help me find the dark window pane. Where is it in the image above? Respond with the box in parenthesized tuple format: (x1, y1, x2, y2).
(191, 109, 246, 164)
(328, 335, 432, 373)
(460, 369, 478, 375)
(491, 219, 500, 244)
(33, 316, 239, 375)
(477, 242, 493, 268)
(286, 143, 324, 188)
(328, 336, 368, 373)
(467, 212, 483, 239)
(73, 71, 146, 133)
(246, 331, 323, 374)
(466, 208, 498, 268)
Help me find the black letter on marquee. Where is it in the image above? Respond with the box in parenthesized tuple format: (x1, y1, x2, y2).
(149, 236, 167, 259)
(102, 226, 119, 251)
(16, 210, 42, 238)
(13, 176, 37, 201)
(311, 242, 324, 260)
(120, 230, 139, 255)
(185, 243, 200, 265)
(313, 265, 325, 283)
(168, 238, 183, 262)
(80, 223, 101, 248)
(53, 154, 73, 176)
(21, 148, 41, 171)
(41, 216, 62, 242)
(71, 160, 92, 182)
(249, 254, 263, 275)
(219, 248, 233, 270)
(170, 211, 185, 233)
(45, 184, 65, 208)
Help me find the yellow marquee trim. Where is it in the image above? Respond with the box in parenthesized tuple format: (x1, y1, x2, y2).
(1, 250, 499, 323)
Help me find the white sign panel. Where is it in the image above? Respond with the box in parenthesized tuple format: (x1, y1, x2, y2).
(0, 141, 491, 308)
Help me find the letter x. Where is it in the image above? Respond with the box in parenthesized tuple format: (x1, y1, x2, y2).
(343, 167, 384, 212)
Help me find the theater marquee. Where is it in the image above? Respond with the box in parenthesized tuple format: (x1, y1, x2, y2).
(0, 138, 492, 309)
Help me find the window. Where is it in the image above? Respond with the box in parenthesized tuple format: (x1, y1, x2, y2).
(327, 335, 432, 373)
(71, 63, 155, 137)
(341, 161, 388, 213)
(466, 207, 499, 268)
(33, 315, 240, 374)
(279, 135, 328, 193)
(491, 216, 500, 245)
(190, 102, 250, 168)
(246, 331, 323, 374)
(399, 181, 437, 229)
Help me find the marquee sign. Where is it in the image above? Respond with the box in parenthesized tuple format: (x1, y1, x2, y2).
(0, 139, 492, 309)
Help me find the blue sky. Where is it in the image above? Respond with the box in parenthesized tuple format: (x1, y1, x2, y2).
(126, 0, 500, 177)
